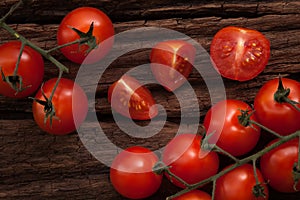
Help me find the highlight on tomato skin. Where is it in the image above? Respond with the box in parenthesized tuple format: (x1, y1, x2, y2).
(260, 138, 300, 193)
(203, 99, 261, 157)
(215, 164, 269, 200)
(32, 78, 88, 135)
(210, 26, 270, 81)
(0, 41, 44, 98)
(173, 190, 212, 200)
(162, 133, 220, 188)
(254, 77, 300, 136)
(108, 75, 158, 120)
(150, 40, 196, 91)
(57, 7, 115, 64)
(110, 146, 163, 199)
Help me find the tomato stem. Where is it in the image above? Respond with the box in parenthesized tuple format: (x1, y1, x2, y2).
(0, 22, 69, 73)
(249, 119, 283, 138)
(211, 180, 216, 200)
(213, 145, 240, 163)
(0, 0, 22, 23)
(164, 166, 191, 188)
(251, 159, 267, 198)
(46, 37, 89, 54)
(167, 130, 300, 199)
(274, 76, 300, 112)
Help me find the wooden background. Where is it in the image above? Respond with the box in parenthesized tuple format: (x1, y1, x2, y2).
(1, 0, 300, 199)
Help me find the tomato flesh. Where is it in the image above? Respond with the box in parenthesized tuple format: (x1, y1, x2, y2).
(210, 26, 270, 81)
(150, 40, 196, 91)
(108, 75, 158, 120)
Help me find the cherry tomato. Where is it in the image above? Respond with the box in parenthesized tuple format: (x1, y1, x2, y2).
(57, 7, 114, 64)
(150, 40, 196, 91)
(203, 99, 261, 156)
(108, 75, 158, 120)
(254, 77, 300, 136)
(174, 190, 211, 200)
(110, 146, 162, 199)
(0, 41, 44, 98)
(215, 164, 269, 200)
(32, 78, 88, 135)
(210, 26, 270, 81)
(260, 138, 300, 193)
(162, 133, 219, 188)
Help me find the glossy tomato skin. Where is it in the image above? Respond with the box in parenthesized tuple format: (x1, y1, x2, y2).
(0, 41, 44, 98)
(173, 190, 211, 200)
(110, 146, 162, 199)
(150, 40, 196, 91)
(57, 7, 114, 64)
(254, 78, 300, 136)
(215, 164, 269, 200)
(108, 75, 158, 120)
(203, 99, 261, 156)
(32, 78, 88, 135)
(162, 133, 219, 188)
(260, 138, 300, 193)
(210, 26, 270, 81)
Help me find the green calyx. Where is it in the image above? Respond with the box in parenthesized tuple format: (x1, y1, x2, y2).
(274, 76, 298, 104)
(70, 22, 98, 55)
(1, 67, 30, 94)
(252, 183, 267, 198)
(29, 84, 58, 127)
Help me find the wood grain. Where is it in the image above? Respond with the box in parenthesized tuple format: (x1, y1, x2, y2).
(1, 0, 300, 199)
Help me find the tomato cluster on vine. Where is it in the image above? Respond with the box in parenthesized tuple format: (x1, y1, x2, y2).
(1, 2, 300, 200)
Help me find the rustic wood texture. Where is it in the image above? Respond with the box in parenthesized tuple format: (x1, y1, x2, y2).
(1, 0, 300, 199)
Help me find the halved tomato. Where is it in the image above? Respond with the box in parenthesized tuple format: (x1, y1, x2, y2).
(150, 40, 196, 91)
(108, 75, 158, 120)
(210, 26, 270, 81)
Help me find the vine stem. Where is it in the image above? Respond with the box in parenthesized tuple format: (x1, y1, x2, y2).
(0, 0, 22, 23)
(213, 145, 240, 163)
(0, 22, 69, 73)
(249, 119, 283, 139)
(164, 167, 190, 188)
(12, 41, 26, 76)
(252, 159, 259, 184)
(46, 37, 89, 54)
(166, 130, 300, 199)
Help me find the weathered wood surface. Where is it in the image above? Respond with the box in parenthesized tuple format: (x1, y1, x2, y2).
(1, 0, 300, 199)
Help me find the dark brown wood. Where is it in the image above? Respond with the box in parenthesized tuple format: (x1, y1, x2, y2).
(1, 0, 300, 199)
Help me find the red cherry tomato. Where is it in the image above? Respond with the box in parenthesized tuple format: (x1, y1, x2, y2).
(203, 99, 261, 156)
(150, 40, 196, 91)
(210, 26, 270, 81)
(108, 75, 158, 120)
(260, 138, 300, 193)
(110, 146, 163, 199)
(254, 77, 300, 136)
(57, 7, 114, 64)
(215, 164, 269, 200)
(0, 41, 44, 98)
(162, 133, 219, 188)
(32, 78, 88, 135)
(174, 190, 211, 200)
